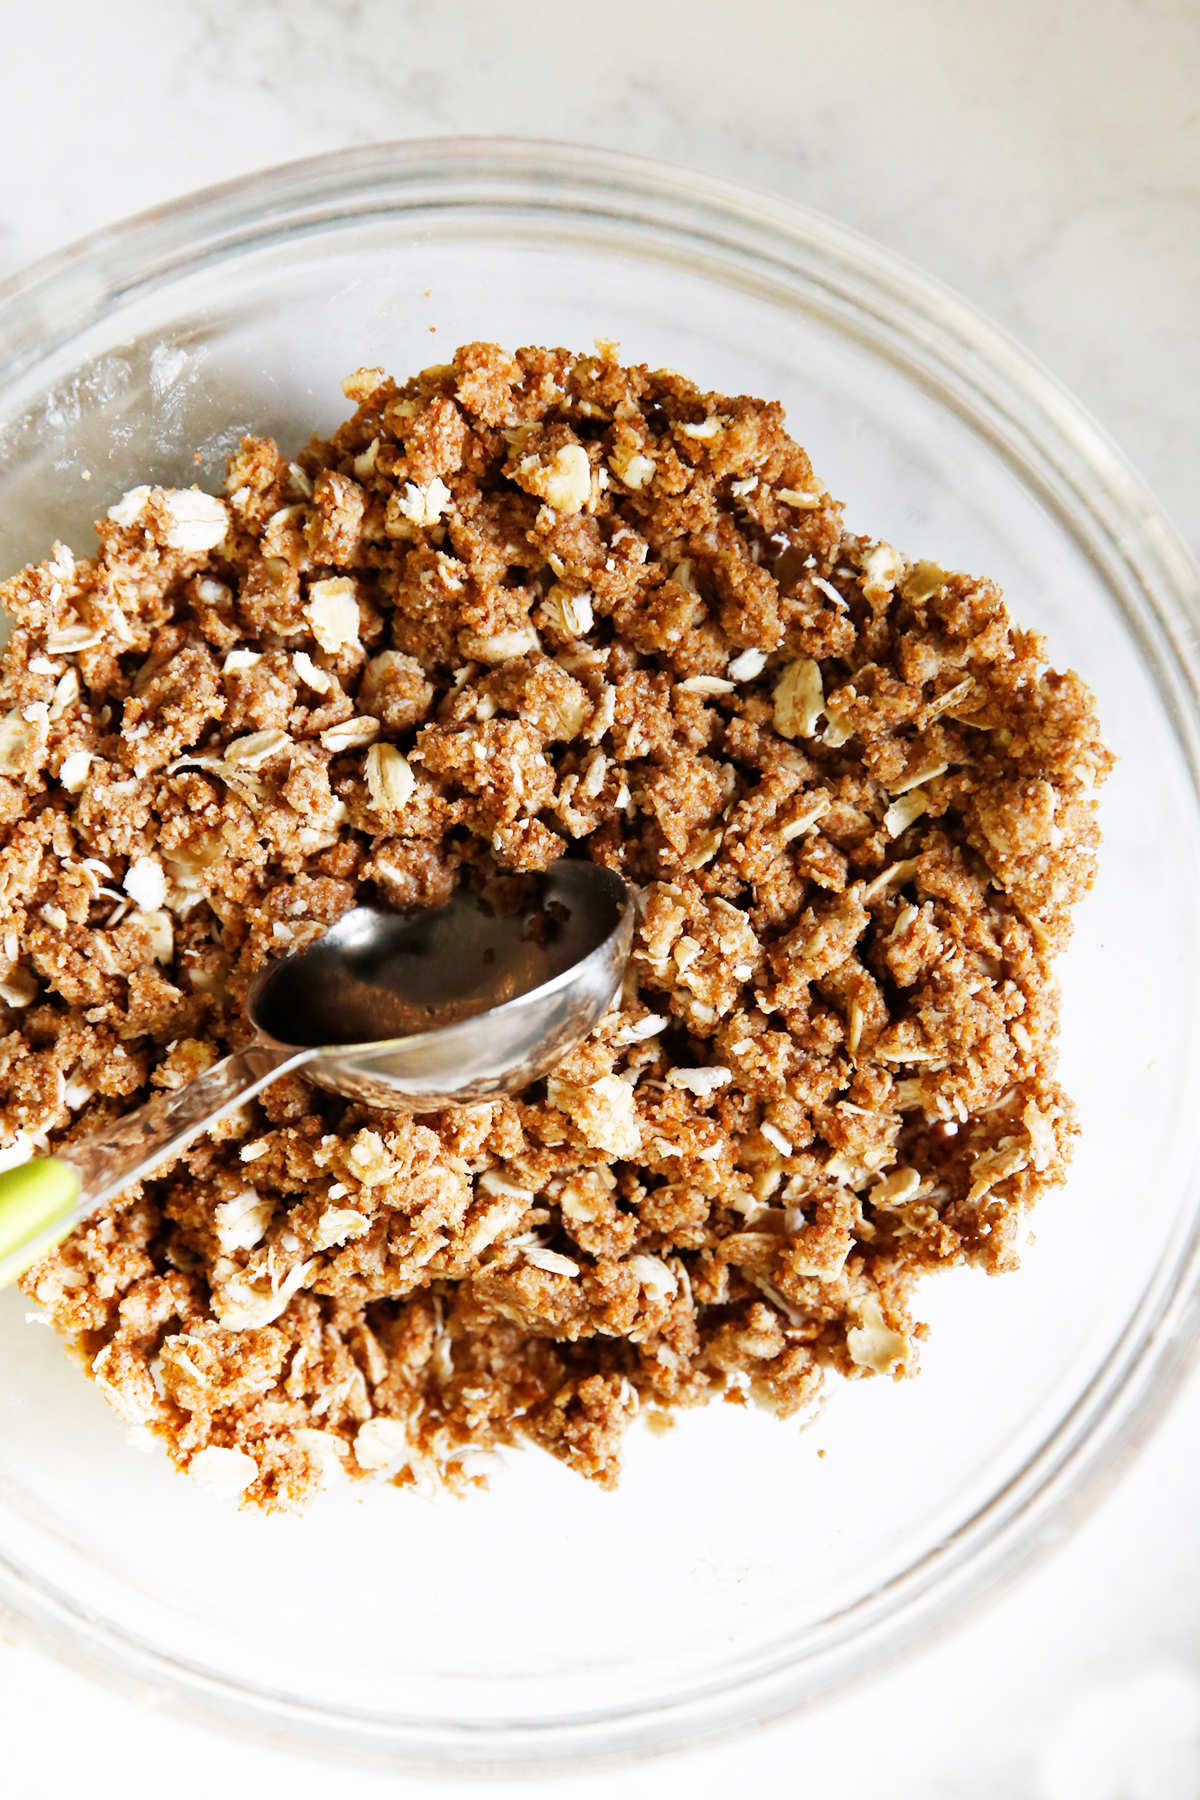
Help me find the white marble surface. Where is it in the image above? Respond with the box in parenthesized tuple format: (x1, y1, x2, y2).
(2, 3, 1200, 1794)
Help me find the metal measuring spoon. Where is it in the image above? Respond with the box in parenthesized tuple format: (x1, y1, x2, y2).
(0, 861, 633, 1287)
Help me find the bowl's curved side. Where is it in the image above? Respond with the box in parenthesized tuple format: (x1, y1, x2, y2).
(0, 138, 1199, 1773)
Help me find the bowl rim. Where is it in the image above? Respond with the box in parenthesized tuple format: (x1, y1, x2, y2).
(2, 133, 1200, 1776)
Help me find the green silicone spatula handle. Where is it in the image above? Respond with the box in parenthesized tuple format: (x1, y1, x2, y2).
(0, 1044, 309, 1290)
(0, 1158, 82, 1287)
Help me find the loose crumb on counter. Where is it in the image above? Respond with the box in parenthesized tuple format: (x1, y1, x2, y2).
(0, 341, 1111, 1509)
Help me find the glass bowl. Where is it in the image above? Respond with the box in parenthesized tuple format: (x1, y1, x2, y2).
(1, 137, 1199, 1778)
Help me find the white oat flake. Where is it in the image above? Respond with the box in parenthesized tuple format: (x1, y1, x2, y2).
(312, 1207, 370, 1251)
(213, 1190, 273, 1256)
(541, 443, 593, 513)
(811, 575, 847, 610)
(889, 761, 948, 796)
(847, 1298, 912, 1376)
(354, 1417, 409, 1472)
(478, 1167, 535, 1204)
(49, 669, 80, 718)
(0, 1132, 34, 1173)
(608, 445, 655, 492)
(860, 542, 906, 596)
(213, 1257, 313, 1330)
(773, 657, 825, 739)
(760, 1121, 793, 1157)
(727, 647, 767, 682)
(222, 648, 262, 674)
(524, 1246, 580, 1277)
(366, 743, 416, 813)
(223, 728, 292, 769)
(107, 486, 152, 527)
(0, 706, 46, 775)
(542, 587, 594, 638)
(140, 910, 174, 963)
(884, 791, 928, 839)
(779, 791, 832, 843)
(292, 650, 333, 693)
(162, 489, 230, 553)
(612, 1014, 667, 1047)
(396, 476, 453, 527)
(58, 748, 93, 794)
(122, 856, 168, 912)
(667, 1066, 733, 1099)
(188, 1446, 259, 1499)
(472, 627, 541, 664)
(305, 577, 361, 653)
(629, 1255, 679, 1304)
(44, 622, 103, 655)
(320, 716, 380, 752)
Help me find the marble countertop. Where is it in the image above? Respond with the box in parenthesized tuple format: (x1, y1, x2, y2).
(2, 3, 1199, 1795)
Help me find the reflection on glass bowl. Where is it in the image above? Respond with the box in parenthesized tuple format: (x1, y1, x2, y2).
(1, 138, 1199, 1775)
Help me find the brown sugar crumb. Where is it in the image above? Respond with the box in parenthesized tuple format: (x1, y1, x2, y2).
(2, 342, 1112, 1510)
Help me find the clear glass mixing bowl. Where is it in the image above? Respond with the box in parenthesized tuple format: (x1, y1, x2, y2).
(1, 138, 1199, 1777)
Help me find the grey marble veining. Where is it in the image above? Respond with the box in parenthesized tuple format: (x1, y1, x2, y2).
(1, 5, 1200, 1796)
(4, 0, 1199, 554)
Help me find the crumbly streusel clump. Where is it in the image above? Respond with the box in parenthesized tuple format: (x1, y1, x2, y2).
(1, 342, 1110, 1509)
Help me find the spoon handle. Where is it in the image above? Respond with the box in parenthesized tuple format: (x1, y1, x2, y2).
(0, 1044, 309, 1290)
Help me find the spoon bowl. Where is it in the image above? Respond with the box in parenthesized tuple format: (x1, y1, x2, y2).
(248, 860, 634, 1110)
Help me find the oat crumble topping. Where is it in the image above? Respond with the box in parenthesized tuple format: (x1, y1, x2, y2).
(0, 342, 1110, 1508)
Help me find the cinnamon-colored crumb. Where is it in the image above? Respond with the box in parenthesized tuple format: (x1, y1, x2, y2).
(1, 342, 1111, 1509)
